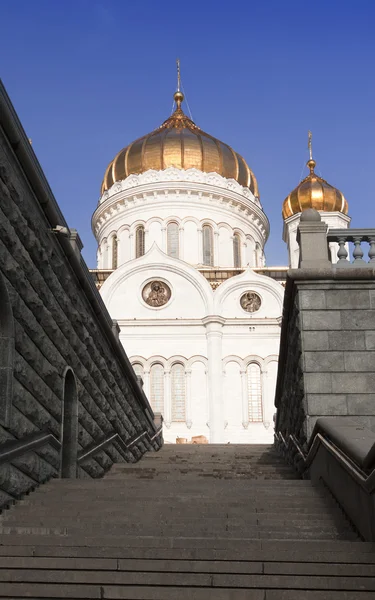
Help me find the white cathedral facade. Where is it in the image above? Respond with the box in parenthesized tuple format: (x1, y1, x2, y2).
(91, 86, 350, 444)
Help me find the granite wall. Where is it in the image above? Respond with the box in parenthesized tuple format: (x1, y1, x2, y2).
(275, 268, 375, 450)
(0, 82, 162, 509)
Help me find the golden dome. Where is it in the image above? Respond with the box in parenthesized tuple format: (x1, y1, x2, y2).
(101, 95, 258, 196)
(282, 158, 348, 219)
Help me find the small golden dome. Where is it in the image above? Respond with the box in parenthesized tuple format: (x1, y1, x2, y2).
(101, 96, 258, 196)
(282, 158, 348, 220)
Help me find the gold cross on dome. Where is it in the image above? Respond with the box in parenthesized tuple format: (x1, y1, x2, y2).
(177, 58, 181, 92)
(308, 130, 313, 160)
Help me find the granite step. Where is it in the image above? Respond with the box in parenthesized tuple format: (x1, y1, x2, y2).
(0, 443, 372, 598)
(0, 542, 374, 561)
(1, 568, 375, 590)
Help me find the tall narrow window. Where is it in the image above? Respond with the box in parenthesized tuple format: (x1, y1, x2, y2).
(150, 363, 164, 414)
(132, 363, 144, 379)
(233, 233, 241, 268)
(112, 235, 118, 269)
(132, 363, 144, 389)
(167, 222, 179, 258)
(202, 224, 213, 266)
(135, 226, 145, 258)
(171, 363, 186, 422)
(247, 363, 262, 422)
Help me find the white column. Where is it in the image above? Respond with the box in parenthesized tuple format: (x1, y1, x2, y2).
(185, 369, 192, 428)
(261, 369, 267, 425)
(214, 231, 219, 267)
(240, 369, 249, 429)
(179, 226, 184, 261)
(164, 368, 171, 428)
(262, 367, 275, 430)
(144, 228, 150, 252)
(205, 368, 209, 429)
(203, 316, 225, 443)
(129, 232, 134, 259)
(241, 242, 247, 268)
(246, 236, 254, 267)
(143, 369, 150, 401)
(97, 247, 102, 269)
(161, 226, 167, 253)
(102, 239, 109, 268)
(197, 228, 202, 264)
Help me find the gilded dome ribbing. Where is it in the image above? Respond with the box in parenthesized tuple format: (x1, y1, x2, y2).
(101, 93, 258, 196)
(282, 159, 348, 220)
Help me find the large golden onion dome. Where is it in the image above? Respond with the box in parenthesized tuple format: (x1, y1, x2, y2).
(282, 158, 348, 220)
(101, 91, 258, 196)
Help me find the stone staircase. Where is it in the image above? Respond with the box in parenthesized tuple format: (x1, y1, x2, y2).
(0, 444, 374, 598)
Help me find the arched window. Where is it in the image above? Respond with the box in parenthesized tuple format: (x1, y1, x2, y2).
(202, 224, 213, 266)
(112, 235, 118, 269)
(171, 363, 186, 422)
(247, 363, 262, 422)
(167, 222, 179, 258)
(150, 363, 164, 414)
(135, 226, 145, 258)
(132, 363, 144, 379)
(233, 233, 241, 268)
(132, 363, 144, 388)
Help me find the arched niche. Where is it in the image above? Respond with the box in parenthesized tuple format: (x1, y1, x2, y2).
(0, 271, 14, 427)
(61, 368, 78, 478)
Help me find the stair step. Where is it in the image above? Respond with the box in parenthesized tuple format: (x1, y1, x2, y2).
(0, 443, 371, 597)
(0, 569, 375, 590)
(0, 543, 374, 562)
(2, 557, 375, 576)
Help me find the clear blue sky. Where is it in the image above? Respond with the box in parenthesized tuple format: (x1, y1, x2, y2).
(1, 0, 374, 266)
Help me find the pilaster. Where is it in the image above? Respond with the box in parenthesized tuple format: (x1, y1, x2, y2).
(202, 316, 226, 443)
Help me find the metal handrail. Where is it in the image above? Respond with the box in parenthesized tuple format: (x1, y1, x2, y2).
(275, 431, 375, 493)
(0, 426, 163, 468)
(77, 426, 163, 464)
(0, 431, 61, 466)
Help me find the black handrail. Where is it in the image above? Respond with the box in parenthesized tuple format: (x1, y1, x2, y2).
(77, 426, 163, 464)
(275, 430, 375, 493)
(0, 431, 61, 466)
(0, 426, 163, 468)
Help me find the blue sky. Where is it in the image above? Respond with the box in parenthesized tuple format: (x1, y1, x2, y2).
(1, 0, 374, 266)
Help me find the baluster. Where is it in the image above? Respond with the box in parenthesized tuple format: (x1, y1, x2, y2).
(336, 237, 349, 267)
(368, 238, 375, 263)
(352, 236, 366, 266)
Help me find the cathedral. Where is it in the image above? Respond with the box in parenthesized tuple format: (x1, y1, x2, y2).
(91, 70, 350, 444)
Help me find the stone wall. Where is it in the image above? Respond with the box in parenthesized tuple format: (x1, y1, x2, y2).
(0, 82, 162, 509)
(275, 268, 375, 448)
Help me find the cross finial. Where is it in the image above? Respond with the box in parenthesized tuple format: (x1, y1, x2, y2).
(308, 130, 313, 160)
(176, 58, 181, 92)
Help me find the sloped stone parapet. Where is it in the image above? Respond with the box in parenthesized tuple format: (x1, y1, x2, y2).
(0, 81, 162, 508)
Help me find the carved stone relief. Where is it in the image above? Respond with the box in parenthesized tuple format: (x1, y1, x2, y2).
(240, 291, 262, 313)
(142, 281, 171, 307)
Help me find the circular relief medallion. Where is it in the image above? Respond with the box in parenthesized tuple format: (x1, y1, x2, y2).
(240, 291, 261, 313)
(142, 280, 171, 308)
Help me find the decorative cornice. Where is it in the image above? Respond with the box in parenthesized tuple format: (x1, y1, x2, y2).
(99, 168, 261, 206)
(92, 180, 269, 247)
(92, 168, 269, 242)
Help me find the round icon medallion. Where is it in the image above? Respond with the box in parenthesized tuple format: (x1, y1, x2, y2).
(142, 280, 171, 308)
(240, 291, 261, 313)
